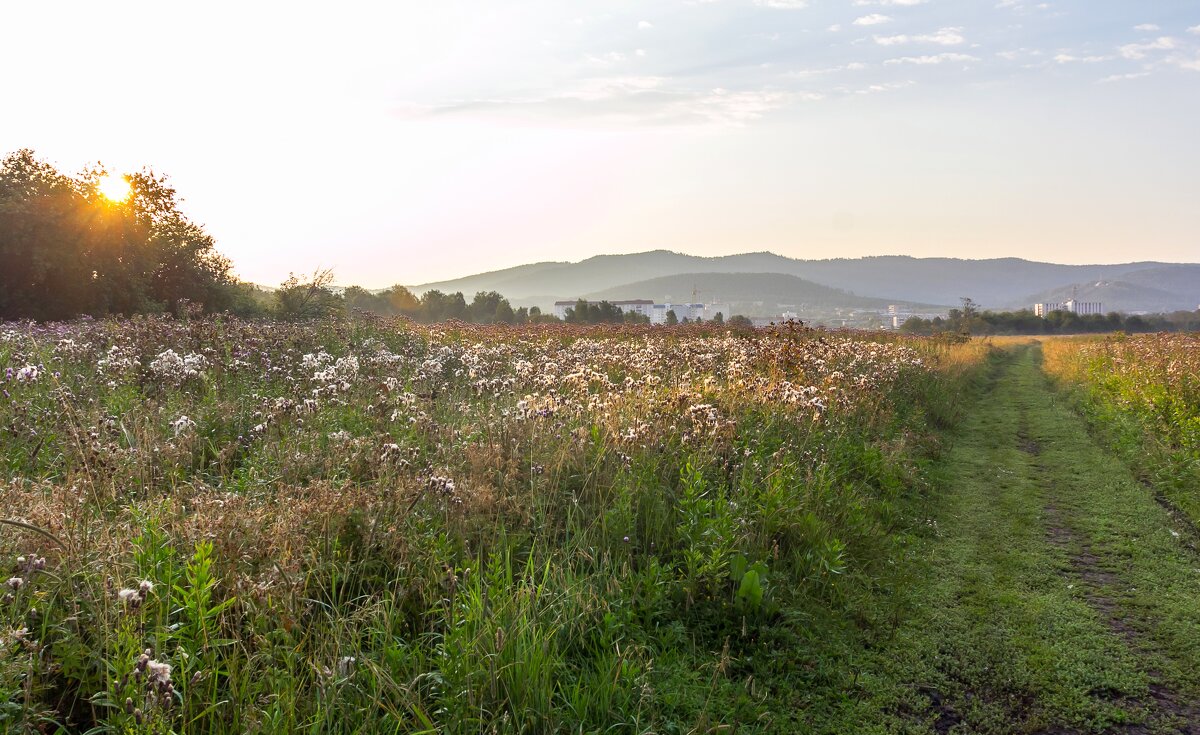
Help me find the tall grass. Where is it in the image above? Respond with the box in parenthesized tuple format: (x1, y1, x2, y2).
(1, 316, 985, 733)
(1042, 333, 1200, 522)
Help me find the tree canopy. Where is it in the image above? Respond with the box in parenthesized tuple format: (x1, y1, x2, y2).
(899, 307, 1200, 336)
(0, 149, 239, 320)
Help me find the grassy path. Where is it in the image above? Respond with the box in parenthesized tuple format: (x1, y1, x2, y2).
(855, 345, 1200, 734)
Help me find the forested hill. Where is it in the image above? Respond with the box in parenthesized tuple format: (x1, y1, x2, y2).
(584, 272, 943, 312)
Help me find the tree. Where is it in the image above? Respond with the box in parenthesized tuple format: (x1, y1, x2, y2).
(712, 312, 724, 324)
(384, 285, 421, 316)
(665, 309, 678, 326)
(0, 149, 238, 320)
(727, 314, 753, 328)
(343, 285, 391, 314)
(468, 291, 515, 324)
(421, 290, 467, 321)
(275, 269, 343, 318)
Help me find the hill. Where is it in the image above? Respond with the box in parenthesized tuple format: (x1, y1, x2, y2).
(1016, 279, 1198, 314)
(409, 251, 1199, 313)
(584, 272, 942, 318)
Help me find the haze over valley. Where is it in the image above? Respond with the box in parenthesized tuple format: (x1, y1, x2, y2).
(411, 250, 1200, 318)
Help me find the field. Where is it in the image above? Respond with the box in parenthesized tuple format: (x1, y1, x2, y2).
(1, 317, 983, 733)
(1043, 334, 1200, 521)
(3, 320, 1198, 734)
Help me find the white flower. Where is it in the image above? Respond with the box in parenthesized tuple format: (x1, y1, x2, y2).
(149, 349, 207, 385)
(171, 415, 197, 437)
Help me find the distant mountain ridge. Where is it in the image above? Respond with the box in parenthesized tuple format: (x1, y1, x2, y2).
(410, 251, 1200, 314)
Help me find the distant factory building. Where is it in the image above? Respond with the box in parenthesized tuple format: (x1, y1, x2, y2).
(1033, 299, 1103, 317)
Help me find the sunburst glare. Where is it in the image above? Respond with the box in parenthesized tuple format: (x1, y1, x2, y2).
(97, 173, 131, 202)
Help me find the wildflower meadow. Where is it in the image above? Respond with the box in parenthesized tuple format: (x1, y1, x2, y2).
(0, 316, 984, 733)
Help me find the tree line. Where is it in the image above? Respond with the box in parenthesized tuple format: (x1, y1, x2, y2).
(272, 276, 744, 325)
(899, 303, 1200, 336)
(267, 269, 555, 324)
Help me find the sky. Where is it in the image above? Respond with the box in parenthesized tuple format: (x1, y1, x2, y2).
(2, 1, 1198, 287)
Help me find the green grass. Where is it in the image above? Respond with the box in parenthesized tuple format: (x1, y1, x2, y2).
(827, 345, 1200, 734)
(3, 320, 1198, 734)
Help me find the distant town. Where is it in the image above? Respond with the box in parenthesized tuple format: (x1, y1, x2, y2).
(554, 297, 1112, 329)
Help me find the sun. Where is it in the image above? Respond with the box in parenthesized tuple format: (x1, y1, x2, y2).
(97, 173, 132, 202)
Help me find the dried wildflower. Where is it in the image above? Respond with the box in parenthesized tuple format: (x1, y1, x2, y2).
(146, 660, 172, 687)
(118, 588, 142, 607)
(5, 577, 23, 591)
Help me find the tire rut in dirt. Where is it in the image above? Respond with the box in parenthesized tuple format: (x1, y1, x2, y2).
(1042, 502, 1200, 734)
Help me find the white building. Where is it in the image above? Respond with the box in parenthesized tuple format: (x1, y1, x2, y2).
(1033, 299, 1104, 317)
(704, 302, 731, 321)
(649, 302, 706, 323)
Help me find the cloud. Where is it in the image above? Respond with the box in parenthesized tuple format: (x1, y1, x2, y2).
(754, 0, 808, 7)
(786, 62, 868, 78)
(1168, 53, 1200, 71)
(854, 14, 892, 26)
(851, 80, 917, 94)
(995, 48, 1043, 60)
(417, 78, 807, 127)
(996, 1, 1052, 12)
(1189, 25, 1200, 35)
(827, 24, 842, 32)
(586, 52, 628, 65)
(1053, 53, 1110, 63)
(1133, 24, 1160, 32)
(853, 0, 926, 5)
(637, 20, 654, 30)
(884, 53, 979, 65)
(874, 27, 965, 46)
(1118, 36, 1176, 60)
(1098, 72, 1150, 83)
